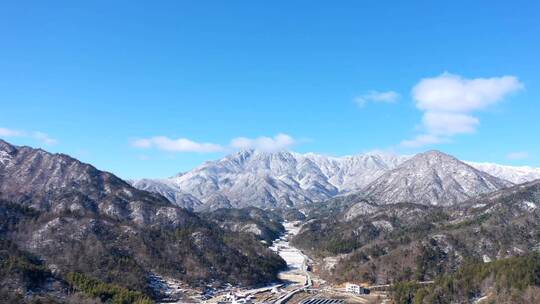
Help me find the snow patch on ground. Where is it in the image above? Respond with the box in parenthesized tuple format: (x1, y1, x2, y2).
(473, 295, 490, 303)
(372, 220, 393, 231)
(149, 273, 187, 303)
(521, 201, 537, 211)
(241, 223, 263, 236)
(344, 201, 379, 220)
(0, 151, 11, 165)
(271, 222, 304, 270)
(278, 249, 305, 270)
(270, 221, 308, 286)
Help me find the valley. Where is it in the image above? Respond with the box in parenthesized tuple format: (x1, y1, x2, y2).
(2, 139, 540, 303)
(158, 220, 388, 304)
(4, 2, 539, 303)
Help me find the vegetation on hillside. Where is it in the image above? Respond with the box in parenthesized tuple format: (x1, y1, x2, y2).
(66, 272, 152, 304)
(202, 207, 285, 244)
(293, 181, 540, 288)
(0, 198, 286, 302)
(392, 253, 540, 303)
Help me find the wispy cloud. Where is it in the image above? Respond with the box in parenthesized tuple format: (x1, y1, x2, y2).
(355, 90, 399, 108)
(131, 136, 224, 153)
(136, 154, 151, 161)
(230, 133, 296, 152)
(507, 151, 529, 160)
(0, 127, 25, 137)
(31, 131, 58, 145)
(0, 127, 58, 145)
(400, 134, 450, 148)
(131, 133, 297, 154)
(400, 72, 523, 148)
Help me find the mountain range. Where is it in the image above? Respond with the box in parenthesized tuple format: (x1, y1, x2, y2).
(132, 149, 540, 210)
(2, 137, 540, 303)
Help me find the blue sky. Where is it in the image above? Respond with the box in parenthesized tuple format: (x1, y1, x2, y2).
(1, 1, 539, 179)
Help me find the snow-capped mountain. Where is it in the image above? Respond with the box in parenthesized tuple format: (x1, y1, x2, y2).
(363, 150, 513, 206)
(466, 162, 540, 184)
(130, 178, 204, 210)
(132, 149, 539, 210)
(132, 149, 409, 210)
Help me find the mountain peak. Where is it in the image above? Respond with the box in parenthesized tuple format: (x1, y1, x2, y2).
(415, 149, 456, 159)
(364, 150, 512, 206)
(0, 138, 194, 228)
(0, 138, 15, 152)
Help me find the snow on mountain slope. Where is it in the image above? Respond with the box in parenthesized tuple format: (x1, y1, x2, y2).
(0, 150, 12, 165)
(0, 139, 195, 228)
(466, 162, 540, 184)
(363, 151, 513, 206)
(130, 179, 203, 210)
(132, 149, 539, 210)
(133, 150, 408, 210)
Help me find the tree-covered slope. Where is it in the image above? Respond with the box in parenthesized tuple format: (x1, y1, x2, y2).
(0, 140, 286, 302)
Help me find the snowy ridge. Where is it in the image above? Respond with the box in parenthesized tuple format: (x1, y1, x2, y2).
(132, 149, 539, 210)
(363, 151, 513, 206)
(0, 150, 12, 165)
(133, 149, 409, 210)
(466, 162, 540, 184)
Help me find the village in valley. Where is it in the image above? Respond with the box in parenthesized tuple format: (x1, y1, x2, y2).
(156, 221, 394, 304)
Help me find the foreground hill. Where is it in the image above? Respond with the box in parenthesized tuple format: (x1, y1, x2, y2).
(202, 207, 285, 244)
(392, 253, 540, 303)
(0, 139, 286, 302)
(293, 179, 540, 292)
(0, 139, 196, 228)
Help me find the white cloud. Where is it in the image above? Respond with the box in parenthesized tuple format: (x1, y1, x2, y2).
(401, 73, 523, 148)
(422, 112, 479, 136)
(507, 151, 529, 160)
(413, 73, 523, 112)
(400, 134, 449, 148)
(131, 136, 224, 153)
(136, 154, 151, 161)
(31, 132, 58, 145)
(132, 133, 297, 154)
(0, 127, 25, 137)
(230, 133, 296, 152)
(131, 138, 153, 148)
(0, 127, 57, 145)
(355, 90, 399, 107)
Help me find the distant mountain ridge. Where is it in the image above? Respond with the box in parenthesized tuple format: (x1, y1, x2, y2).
(132, 149, 410, 210)
(132, 149, 539, 210)
(466, 161, 540, 184)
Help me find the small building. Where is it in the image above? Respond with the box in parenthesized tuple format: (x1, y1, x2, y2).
(220, 293, 253, 304)
(345, 282, 370, 295)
